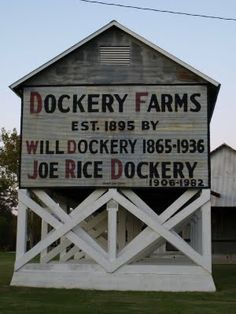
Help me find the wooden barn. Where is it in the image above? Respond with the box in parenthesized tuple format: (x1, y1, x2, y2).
(211, 144, 236, 263)
(10, 21, 220, 291)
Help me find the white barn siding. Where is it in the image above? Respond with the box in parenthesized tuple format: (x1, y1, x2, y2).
(211, 144, 236, 207)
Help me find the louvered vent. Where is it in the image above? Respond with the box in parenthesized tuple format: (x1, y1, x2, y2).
(99, 46, 130, 65)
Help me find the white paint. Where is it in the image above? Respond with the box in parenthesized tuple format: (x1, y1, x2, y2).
(11, 262, 215, 291)
(107, 200, 118, 262)
(12, 188, 215, 291)
(15, 189, 28, 261)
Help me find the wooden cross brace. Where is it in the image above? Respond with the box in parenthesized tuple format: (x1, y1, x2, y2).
(15, 188, 211, 273)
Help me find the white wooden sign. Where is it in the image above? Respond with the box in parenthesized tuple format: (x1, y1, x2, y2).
(21, 85, 209, 188)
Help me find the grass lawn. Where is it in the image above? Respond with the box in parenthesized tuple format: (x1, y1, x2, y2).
(0, 252, 236, 314)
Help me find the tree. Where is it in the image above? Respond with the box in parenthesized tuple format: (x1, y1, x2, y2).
(0, 128, 42, 250)
(0, 128, 20, 250)
(0, 128, 19, 211)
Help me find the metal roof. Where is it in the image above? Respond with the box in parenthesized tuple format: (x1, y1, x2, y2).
(10, 20, 220, 94)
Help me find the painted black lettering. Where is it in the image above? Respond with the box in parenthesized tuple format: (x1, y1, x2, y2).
(147, 94, 161, 112)
(114, 94, 127, 112)
(58, 94, 70, 113)
(161, 162, 172, 178)
(44, 95, 56, 113)
(190, 93, 201, 112)
(161, 94, 173, 112)
(149, 162, 160, 178)
(186, 162, 198, 178)
(175, 94, 188, 111)
(73, 95, 85, 112)
(102, 94, 114, 112)
(173, 162, 185, 178)
(137, 162, 148, 178)
(88, 94, 99, 112)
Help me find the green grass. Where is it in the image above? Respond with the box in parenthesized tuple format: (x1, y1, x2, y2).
(0, 252, 236, 314)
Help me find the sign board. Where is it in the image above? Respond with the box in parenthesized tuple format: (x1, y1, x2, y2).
(20, 85, 209, 188)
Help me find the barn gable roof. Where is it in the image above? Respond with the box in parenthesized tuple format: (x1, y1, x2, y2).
(211, 143, 236, 156)
(10, 20, 220, 119)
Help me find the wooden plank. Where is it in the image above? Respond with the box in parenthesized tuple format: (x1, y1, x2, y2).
(41, 238, 71, 263)
(60, 246, 83, 262)
(40, 219, 49, 263)
(107, 200, 118, 261)
(115, 227, 160, 270)
(159, 190, 199, 223)
(164, 190, 210, 230)
(36, 190, 108, 263)
(34, 189, 106, 222)
(15, 190, 28, 261)
(72, 226, 111, 271)
(15, 187, 212, 274)
(201, 200, 212, 272)
(112, 189, 210, 271)
(19, 190, 62, 229)
(15, 189, 113, 270)
(121, 188, 199, 223)
(59, 201, 69, 261)
(80, 210, 107, 231)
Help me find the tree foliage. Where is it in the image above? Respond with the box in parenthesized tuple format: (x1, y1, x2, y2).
(0, 128, 19, 185)
(0, 128, 20, 250)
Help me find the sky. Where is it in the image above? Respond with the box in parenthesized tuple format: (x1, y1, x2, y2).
(1, 0, 236, 150)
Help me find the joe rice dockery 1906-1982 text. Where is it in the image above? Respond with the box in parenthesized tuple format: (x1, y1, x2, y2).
(20, 85, 209, 188)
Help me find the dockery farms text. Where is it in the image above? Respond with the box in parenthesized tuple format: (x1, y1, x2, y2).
(21, 85, 209, 188)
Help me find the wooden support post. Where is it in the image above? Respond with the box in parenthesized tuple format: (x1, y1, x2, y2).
(40, 220, 48, 263)
(16, 189, 28, 261)
(59, 202, 69, 262)
(193, 214, 199, 251)
(190, 216, 197, 250)
(107, 200, 118, 262)
(12, 188, 215, 291)
(197, 210, 203, 254)
(201, 193, 212, 272)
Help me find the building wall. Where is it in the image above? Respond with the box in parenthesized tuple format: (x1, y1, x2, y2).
(23, 27, 205, 86)
(211, 144, 236, 207)
(212, 207, 236, 254)
(211, 144, 236, 262)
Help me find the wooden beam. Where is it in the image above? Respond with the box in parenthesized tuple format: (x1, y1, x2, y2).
(201, 200, 212, 272)
(107, 200, 118, 262)
(15, 190, 28, 262)
(112, 189, 210, 271)
(15, 189, 113, 270)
